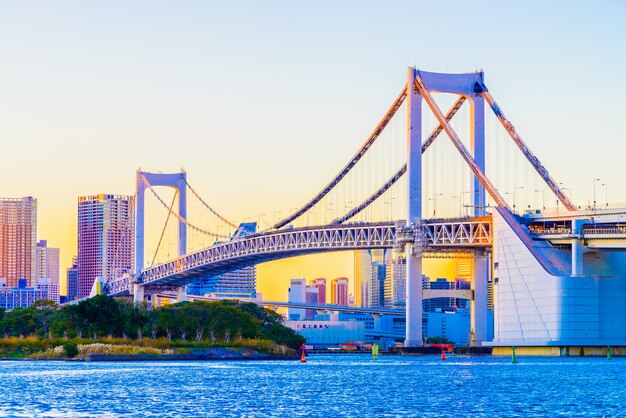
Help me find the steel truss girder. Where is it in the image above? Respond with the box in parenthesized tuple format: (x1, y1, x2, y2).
(105, 217, 493, 295)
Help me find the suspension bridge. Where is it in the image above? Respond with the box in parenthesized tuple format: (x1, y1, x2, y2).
(102, 68, 626, 351)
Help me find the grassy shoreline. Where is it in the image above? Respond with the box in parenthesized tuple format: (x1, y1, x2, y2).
(0, 336, 298, 360)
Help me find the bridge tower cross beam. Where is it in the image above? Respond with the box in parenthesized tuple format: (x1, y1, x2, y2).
(415, 69, 486, 216)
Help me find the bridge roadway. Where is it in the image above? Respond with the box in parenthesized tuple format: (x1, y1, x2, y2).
(107, 217, 493, 296)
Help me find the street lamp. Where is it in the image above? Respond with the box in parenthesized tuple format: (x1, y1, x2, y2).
(451, 195, 462, 217)
(429, 193, 443, 217)
(593, 178, 601, 211)
(602, 183, 608, 208)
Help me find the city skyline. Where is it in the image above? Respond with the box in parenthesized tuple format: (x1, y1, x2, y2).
(1, 1, 625, 299)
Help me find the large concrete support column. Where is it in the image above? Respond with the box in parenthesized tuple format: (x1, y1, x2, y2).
(405, 67, 423, 347)
(571, 219, 586, 276)
(470, 254, 489, 346)
(177, 286, 188, 303)
(176, 176, 187, 256)
(469, 94, 486, 216)
(133, 284, 145, 303)
(135, 171, 146, 277)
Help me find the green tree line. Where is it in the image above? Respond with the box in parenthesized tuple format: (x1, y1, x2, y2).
(0, 296, 304, 349)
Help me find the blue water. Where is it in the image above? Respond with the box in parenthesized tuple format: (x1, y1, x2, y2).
(1, 354, 625, 417)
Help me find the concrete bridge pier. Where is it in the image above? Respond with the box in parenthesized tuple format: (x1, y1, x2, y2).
(133, 283, 144, 303)
(571, 219, 587, 276)
(176, 286, 188, 303)
(470, 253, 489, 346)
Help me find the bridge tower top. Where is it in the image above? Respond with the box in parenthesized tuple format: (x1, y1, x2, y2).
(135, 170, 187, 277)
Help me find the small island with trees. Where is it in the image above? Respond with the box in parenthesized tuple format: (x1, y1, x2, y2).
(0, 296, 305, 361)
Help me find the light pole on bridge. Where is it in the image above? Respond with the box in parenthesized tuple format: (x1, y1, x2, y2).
(429, 193, 443, 217)
(451, 195, 462, 217)
(602, 183, 608, 208)
(593, 178, 601, 212)
(534, 189, 546, 212)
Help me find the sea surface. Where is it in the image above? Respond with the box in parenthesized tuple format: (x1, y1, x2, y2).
(0, 354, 625, 417)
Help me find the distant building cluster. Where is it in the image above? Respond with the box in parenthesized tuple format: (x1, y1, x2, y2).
(287, 276, 353, 321)
(0, 194, 137, 309)
(284, 251, 475, 348)
(0, 197, 61, 309)
(356, 250, 471, 312)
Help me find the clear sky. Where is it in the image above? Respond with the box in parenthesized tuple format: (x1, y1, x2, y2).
(1, 1, 625, 298)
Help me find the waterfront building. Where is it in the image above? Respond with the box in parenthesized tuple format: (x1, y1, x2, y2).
(285, 313, 365, 345)
(66, 257, 78, 301)
(0, 277, 60, 310)
(330, 277, 349, 306)
(384, 257, 406, 309)
(287, 278, 306, 320)
(33, 240, 60, 285)
(310, 278, 326, 305)
(0, 197, 37, 288)
(77, 194, 134, 298)
(187, 223, 257, 298)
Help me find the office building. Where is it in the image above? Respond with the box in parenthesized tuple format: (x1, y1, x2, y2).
(330, 277, 349, 306)
(0, 197, 37, 288)
(77, 194, 134, 298)
(34, 240, 60, 285)
(287, 278, 306, 320)
(369, 262, 386, 308)
(353, 251, 370, 307)
(304, 285, 319, 319)
(187, 223, 257, 298)
(66, 256, 78, 301)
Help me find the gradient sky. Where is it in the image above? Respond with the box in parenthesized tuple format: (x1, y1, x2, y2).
(1, 1, 625, 297)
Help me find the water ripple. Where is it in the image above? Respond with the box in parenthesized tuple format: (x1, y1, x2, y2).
(0, 355, 625, 416)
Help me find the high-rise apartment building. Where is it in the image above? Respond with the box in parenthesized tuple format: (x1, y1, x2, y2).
(330, 277, 349, 306)
(66, 256, 78, 301)
(77, 194, 134, 298)
(0, 197, 37, 288)
(34, 240, 60, 285)
(384, 257, 406, 309)
(310, 278, 326, 305)
(369, 262, 387, 308)
(187, 223, 257, 298)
